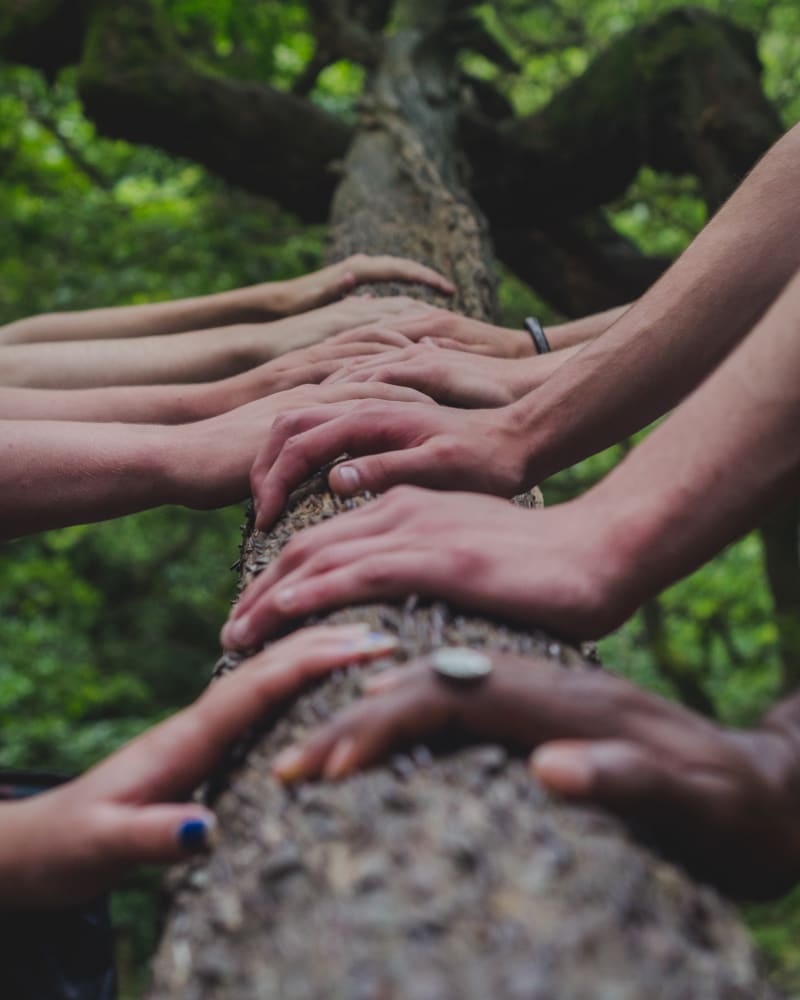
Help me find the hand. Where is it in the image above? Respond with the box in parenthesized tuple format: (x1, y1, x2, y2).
(249, 398, 530, 530)
(274, 255, 455, 315)
(272, 651, 800, 900)
(219, 329, 418, 410)
(168, 381, 435, 511)
(222, 489, 626, 651)
(325, 342, 529, 407)
(335, 308, 533, 358)
(0, 624, 397, 908)
(264, 295, 437, 357)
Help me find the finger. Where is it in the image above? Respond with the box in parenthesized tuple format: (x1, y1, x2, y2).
(228, 500, 399, 627)
(359, 257, 456, 294)
(332, 327, 415, 349)
(273, 668, 449, 782)
(253, 406, 416, 529)
(225, 530, 418, 648)
(420, 336, 488, 354)
(327, 442, 453, 497)
(100, 803, 220, 867)
(315, 383, 434, 406)
(90, 626, 398, 801)
(227, 551, 443, 645)
(530, 739, 730, 823)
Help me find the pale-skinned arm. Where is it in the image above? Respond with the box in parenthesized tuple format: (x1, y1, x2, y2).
(0, 254, 454, 346)
(0, 332, 414, 423)
(0, 296, 431, 389)
(0, 381, 430, 540)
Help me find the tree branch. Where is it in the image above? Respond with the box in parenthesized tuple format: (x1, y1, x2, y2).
(463, 8, 782, 230)
(75, 0, 352, 223)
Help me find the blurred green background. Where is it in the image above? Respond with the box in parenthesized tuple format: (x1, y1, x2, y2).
(1, 0, 799, 994)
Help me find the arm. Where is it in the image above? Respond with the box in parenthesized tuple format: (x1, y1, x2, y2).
(0, 335, 411, 423)
(0, 296, 431, 389)
(270, 652, 800, 900)
(514, 122, 800, 483)
(0, 624, 396, 908)
(0, 381, 431, 540)
(545, 302, 631, 351)
(0, 255, 455, 346)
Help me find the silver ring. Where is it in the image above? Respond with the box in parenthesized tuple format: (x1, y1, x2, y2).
(431, 647, 493, 684)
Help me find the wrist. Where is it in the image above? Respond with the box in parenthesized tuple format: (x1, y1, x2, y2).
(557, 488, 657, 633)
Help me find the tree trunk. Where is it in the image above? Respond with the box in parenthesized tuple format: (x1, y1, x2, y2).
(147, 3, 776, 996)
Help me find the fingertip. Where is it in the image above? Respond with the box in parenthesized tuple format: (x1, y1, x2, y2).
(178, 813, 219, 854)
(530, 743, 595, 796)
(324, 737, 358, 779)
(220, 614, 251, 650)
(330, 463, 361, 495)
(273, 746, 303, 782)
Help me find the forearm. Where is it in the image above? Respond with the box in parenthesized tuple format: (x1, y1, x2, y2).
(507, 345, 583, 397)
(514, 123, 800, 481)
(0, 283, 280, 346)
(0, 323, 274, 389)
(0, 301, 414, 389)
(0, 383, 226, 423)
(584, 267, 800, 611)
(545, 303, 631, 351)
(0, 420, 180, 538)
(0, 364, 285, 422)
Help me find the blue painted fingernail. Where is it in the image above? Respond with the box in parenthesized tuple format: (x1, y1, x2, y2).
(178, 817, 217, 853)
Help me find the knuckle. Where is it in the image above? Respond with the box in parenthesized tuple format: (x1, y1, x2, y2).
(272, 412, 301, 438)
(383, 484, 421, 511)
(358, 558, 396, 591)
(430, 436, 463, 467)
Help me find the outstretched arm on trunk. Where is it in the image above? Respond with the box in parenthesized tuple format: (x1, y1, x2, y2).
(0, 625, 396, 909)
(0, 255, 454, 346)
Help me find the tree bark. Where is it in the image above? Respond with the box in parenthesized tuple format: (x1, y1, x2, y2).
(147, 4, 777, 997)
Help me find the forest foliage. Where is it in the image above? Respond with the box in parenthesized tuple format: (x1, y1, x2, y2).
(1, 0, 800, 993)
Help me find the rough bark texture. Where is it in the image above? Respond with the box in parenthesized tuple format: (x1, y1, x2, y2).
(147, 3, 777, 997)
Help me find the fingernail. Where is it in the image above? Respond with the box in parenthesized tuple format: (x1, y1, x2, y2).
(325, 738, 357, 779)
(221, 614, 251, 648)
(531, 746, 593, 795)
(345, 631, 397, 651)
(275, 587, 296, 612)
(363, 671, 398, 694)
(334, 465, 360, 493)
(178, 816, 218, 853)
(273, 746, 307, 782)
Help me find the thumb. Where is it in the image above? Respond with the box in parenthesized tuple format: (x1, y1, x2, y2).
(328, 444, 444, 496)
(106, 804, 219, 867)
(530, 739, 667, 807)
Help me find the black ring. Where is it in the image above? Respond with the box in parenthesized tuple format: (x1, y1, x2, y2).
(525, 316, 551, 354)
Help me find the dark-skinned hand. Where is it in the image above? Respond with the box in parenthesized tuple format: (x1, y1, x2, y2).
(273, 651, 800, 900)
